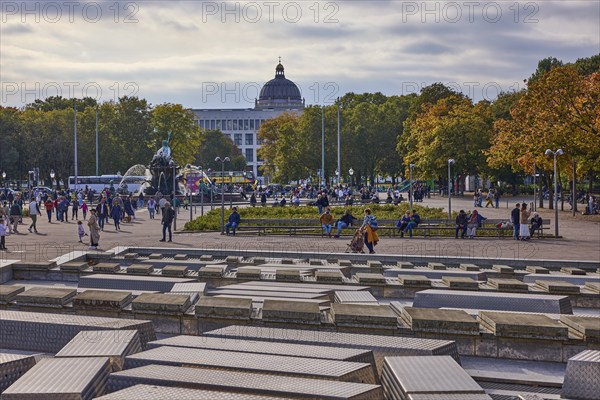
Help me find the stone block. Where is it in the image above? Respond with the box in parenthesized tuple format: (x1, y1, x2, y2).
(584, 282, 600, 294)
(252, 257, 266, 265)
(525, 266, 549, 274)
(195, 296, 252, 319)
(560, 316, 600, 342)
(401, 307, 479, 335)
(326, 258, 338, 264)
(338, 260, 352, 267)
(73, 290, 132, 310)
(132, 293, 191, 314)
(276, 269, 301, 282)
(60, 262, 89, 272)
(535, 280, 580, 294)
(262, 299, 320, 323)
(173, 254, 188, 261)
(148, 253, 162, 260)
(123, 253, 138, 259)
(367, 260, 382, 269)
(561, 267, 586, 275)
(126, 264, 154, 276)
(397, 261, 414, 269)
(198, 266, 224, 278)
(442, 276, 479, 290)
(309, 259, 322, 266)
(479, 311, 568, 340)
(280, 258, 294, 264)
(0, 285, 25, 304)
(460, 264, 480, 271)
(236, 268, 262, 280)
(428, 262, 446, 270)
(15, 287, 77, 307)
(562, 350, 600, 400)
(316, 270, 344, 283)
(355, 272, 386, 286)
(332, 303, 398, 327)
(199, 255, 213, 261)
(93, 263, 121, 273)
(12, 261, 57, 271)
(492, 265, 514, 274)
(162, 265, 189, 277)
(225, 256, 239, 265)
(398, 275, 431, 288)
(488, 278, 528, 293)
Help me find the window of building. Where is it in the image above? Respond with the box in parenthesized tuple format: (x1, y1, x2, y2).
(215, 120, 222, 130)
(245, 133, 253, 145)
(232, 120, 238, 130)
(210, 120, 216, 130)
(221, 120, 226, 129)
(243, 119, 250, 130)
(245, 148, 254, 162)
(234, 133, 242, 146)
(249, 119, 255, 130)
(227, 120, 233, 130)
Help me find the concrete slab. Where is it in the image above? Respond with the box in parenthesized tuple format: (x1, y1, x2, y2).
(492, 265, 514, 274)
(400, 306, 479, 335)
(275, 268, 302, 282)
(225, 256, 239, 265)
(252, 257, 266, 265)
(93, 262, 121, 273)
(15, 287, 76, 307)
(60, 262, 89, 272)
(442, 276, 479, 290)
(584, 282, 600, 293)
(339, 260, 353, 267)
(170, 282, 206, 295)
(173, 254, 188, 261)
(73, 290, 132, 310)
(195, 296, 252, 319)
(309, 259, 322, 266)
(126, 264, 154, 276)
(161, 265, 188, 277)
(11, 261, 57, 271)
(479, 311, 568, 340)
(236, 268, 262, 279)
(262, 299, 321, 323)
(80, 274, 195, 292)
(123, 252, 138, 259)
(526, 266, 549, 274)
(488, 278, 529, 293)
(334, 291, 378, 305)
(560, 315, 600, 342)
(460, 264, 480, 271)
(524, 273, 600, 286)
(332, 303, 398, 327)
(535, 280, 580, 294)
(398, 275, 431, 287)
(280, 258, 294, 264)
(368, 260, 383, 269)
(0, 285, 25, 304)
(148, 253, 162, 260)
(561, 267, 586, 275)
(460, 356, 565, 387)
(316, 270, 344, 283)
(562, 350, 600, 400)
(199, 255, 214, 261)
(198, 266, 225, 278)
(428, 262, 446, 270)
(96, 384, 292, 399)
(356, 272, 386, 286)
(132, 293, 191, 314)
(397, 261, 414, 269)
(0, 352, 37, 393)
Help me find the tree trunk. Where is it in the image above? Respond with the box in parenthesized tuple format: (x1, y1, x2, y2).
(547, 175, 553, 210)
(559, 173, 564, 211)
(572, 162, 577, 215)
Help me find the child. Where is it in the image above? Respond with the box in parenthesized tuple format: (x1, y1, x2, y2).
(77, 220, 87, 243)
(81, 202, 89, 220)
(0, 217, 7, 250)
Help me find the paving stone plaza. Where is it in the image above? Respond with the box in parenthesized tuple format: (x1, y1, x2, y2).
(0, 198, 599, 400)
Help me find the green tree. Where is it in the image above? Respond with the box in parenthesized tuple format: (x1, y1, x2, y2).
(196, 130, 246, 172)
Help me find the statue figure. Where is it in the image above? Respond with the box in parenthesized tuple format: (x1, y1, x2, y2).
(156, 131, 172, 160)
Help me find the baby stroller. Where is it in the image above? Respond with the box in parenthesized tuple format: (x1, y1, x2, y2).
(346, 229, 365, 253)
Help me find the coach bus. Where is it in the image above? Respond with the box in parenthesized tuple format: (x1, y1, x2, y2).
(206, 170, 256, 185)
(67, 175, 122, 191)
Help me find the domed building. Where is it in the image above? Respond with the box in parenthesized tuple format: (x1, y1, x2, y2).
(255, 62, 305, 110)
(192, 60, 305, 184)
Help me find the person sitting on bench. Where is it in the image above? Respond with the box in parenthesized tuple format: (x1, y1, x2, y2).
(530, 212, 543, 237)
(225, 207, 241, 236)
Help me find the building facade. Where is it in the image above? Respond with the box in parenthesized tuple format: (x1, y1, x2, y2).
(191, 61, 305, 183)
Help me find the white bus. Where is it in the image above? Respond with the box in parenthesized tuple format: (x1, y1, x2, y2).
(68, 175, 122, 192)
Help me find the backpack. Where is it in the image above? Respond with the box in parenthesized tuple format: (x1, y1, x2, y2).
(369, 216, 378, 230)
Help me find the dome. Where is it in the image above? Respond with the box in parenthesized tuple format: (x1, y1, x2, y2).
(256, 61, 305, 110)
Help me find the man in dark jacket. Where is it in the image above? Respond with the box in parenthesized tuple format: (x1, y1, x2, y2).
(159, 202, 175, 242)
(9, 200, 22, 233)
(511, 203, 520, 240)
(455, 209, 468, 239)
(225, 207, 241, 236)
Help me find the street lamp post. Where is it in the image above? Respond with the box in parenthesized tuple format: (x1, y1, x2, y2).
(229, 171, 234, 209)
(50, 170, 55, 190)
(349, 168, 354, 185)
(215, 157, 230, 234)
(409, 164, 416, 213)
(2, 171, 6, 191)
(545, 149, 563, 238)
(448, 159, 455, 219)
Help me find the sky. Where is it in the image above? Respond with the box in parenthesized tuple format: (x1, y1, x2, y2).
(1, 0, 598, 109)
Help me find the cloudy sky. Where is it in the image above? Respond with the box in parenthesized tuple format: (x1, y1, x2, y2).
(1, 0, 598, 109)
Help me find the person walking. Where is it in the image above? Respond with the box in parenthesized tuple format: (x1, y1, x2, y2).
(87, 209, 101, 250)
(0, 214, 7, 250)
(511, 203, 520, 240)
(225, 207, 241, 236)
(97, 197, 108, 231)
(147, 198, 156, 219)
(110, 200, 122, 231)
(360, 208, 379, 254)
(485, 189, 494, 207)
(319, 207, 334, 237)
(44, 199, 54, 223)
(28, 198, 41, 233)
(72, 197, 79, 220)
(81, 202, 88, 220)
(159, 201, 175, 242)
(9, 200, 21, 233)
